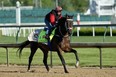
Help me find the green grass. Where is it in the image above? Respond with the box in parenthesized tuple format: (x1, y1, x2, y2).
(0, 36, 27, 43)
(0, 36, 116, 43)
(70, 36, 116, 43)
(0, 36, 116, 67)
(0, 48, 116, 67)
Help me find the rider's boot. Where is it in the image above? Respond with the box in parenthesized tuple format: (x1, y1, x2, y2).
(45, 34, 50, 39)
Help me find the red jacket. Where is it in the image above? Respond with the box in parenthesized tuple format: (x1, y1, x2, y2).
(45, 10, 62, 26)
(50, 13, 62, 26)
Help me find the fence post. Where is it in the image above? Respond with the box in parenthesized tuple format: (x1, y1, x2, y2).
(110, 27, 112, 37)
(99, 47, 102, 69)
(103, 27, 108, 42)
(16, 1, 21, 43)
(5, 47, 9, 67)
(92, 27, 95, 37)
(77, 13, 80, 37)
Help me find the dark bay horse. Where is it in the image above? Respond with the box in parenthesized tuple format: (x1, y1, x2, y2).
(17, 15, 79, 73)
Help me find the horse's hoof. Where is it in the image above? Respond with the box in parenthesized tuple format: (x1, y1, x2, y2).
(27, 70, 31, 72)
(47, 70, 50, 73)
(65, 71, 69, 73)
(75, 61, 79, 68)
(47, 69, 49, 72)
(46, 67, 49, 72)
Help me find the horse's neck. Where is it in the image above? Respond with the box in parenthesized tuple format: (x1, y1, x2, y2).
(62, 33, 70, 43)
(54, 32, 70, 43)
(55, 26, 67, 37)
(60, 34, 71, 51)
(63, 33, 69, 37)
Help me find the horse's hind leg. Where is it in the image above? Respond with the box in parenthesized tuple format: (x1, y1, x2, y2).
(39, 45, 49, 72)
(28, 42, 38, 71)
(43, 51, 49, 72)
(70, 49, 79, 68)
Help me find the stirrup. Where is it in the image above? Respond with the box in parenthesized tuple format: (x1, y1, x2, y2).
(45, 34, 50, 40)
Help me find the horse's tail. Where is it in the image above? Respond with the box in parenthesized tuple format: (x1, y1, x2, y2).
(17, 40, 30, 58)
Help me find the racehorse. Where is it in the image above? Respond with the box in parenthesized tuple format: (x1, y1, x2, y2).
(17, 14, 79, 73)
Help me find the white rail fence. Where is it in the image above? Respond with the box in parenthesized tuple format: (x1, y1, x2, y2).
(1, 27, 44, 37)
(0, 21, 116, 37)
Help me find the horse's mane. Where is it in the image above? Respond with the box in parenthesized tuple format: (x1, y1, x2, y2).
(57, 17, 66, 26)
(57, 14, 73, 26)
(55, 14, 73, 36)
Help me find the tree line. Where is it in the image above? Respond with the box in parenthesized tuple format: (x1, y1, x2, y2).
(0, 0, 89, 12)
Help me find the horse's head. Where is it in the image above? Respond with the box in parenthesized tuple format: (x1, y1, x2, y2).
(56, 14, 73, 36)
(65, 14, 73, 35)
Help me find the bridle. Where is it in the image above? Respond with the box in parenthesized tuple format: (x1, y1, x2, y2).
(58, 18, 73, 37)
(66, 18, 73, 34)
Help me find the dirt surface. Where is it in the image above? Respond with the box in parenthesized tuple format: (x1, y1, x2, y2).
(0, 65, 116, 77)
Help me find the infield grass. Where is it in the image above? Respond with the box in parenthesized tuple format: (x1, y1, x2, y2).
(0, 36, 116, 67)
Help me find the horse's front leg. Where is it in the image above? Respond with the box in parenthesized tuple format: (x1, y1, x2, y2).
(70, 49, 79, 68)
(57, 49, 69, 73)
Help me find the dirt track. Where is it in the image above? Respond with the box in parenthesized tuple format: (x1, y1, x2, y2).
(0, 65, 116, 77)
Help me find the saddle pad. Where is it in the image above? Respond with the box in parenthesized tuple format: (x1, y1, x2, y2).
(28, 29, 41, 42)
(28, 28, 55, 43)
(38, 30, 47, 42)
(38, 30, 54, 42)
